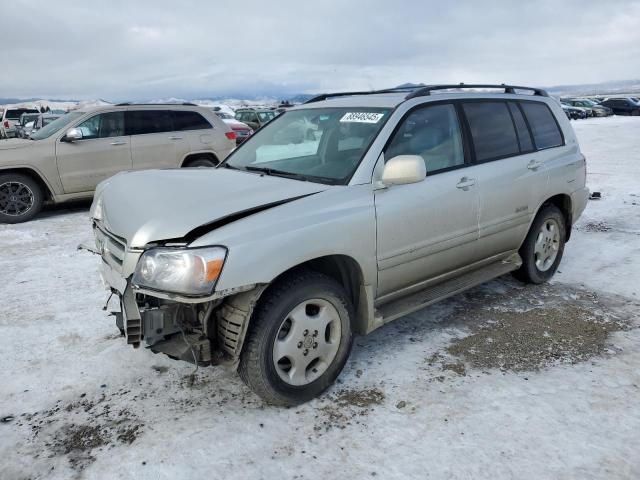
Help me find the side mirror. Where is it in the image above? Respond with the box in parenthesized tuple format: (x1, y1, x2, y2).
(63, 127, 83, 142)
(381, 155, 426, 186)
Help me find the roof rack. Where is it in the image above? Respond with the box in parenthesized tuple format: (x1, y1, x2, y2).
(405, 83, 548, 99)
(304, 86, 421, 104)
(304, 84, 548, 104)
(115, 102, 197, 106)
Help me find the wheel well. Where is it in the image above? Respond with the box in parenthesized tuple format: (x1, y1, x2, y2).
(0, 167, 53, 201)
(271, 255, 366, 332)
(181, 152, 219, 167)
(542, 194, 572, 241)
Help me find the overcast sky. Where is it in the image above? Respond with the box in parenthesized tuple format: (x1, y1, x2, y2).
(1, 0, 639, 101)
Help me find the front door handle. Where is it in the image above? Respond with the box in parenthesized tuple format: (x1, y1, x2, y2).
(527, 159, 543, 170)
(110, 141, 126, 146)
(456, 177, 476, 190)
(168, 135, 183, 140)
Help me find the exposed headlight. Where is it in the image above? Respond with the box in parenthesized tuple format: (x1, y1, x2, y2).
(132, 246, 227, 296)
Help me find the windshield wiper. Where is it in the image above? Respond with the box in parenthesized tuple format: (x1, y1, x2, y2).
(244, 165, 308, 182)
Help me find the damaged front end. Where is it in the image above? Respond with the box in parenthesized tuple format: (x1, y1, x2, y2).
(94, 220, 265, 367)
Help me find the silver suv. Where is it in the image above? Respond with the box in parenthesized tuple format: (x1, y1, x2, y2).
(89, 84, 589, 405)
(0, 104, 235, 223)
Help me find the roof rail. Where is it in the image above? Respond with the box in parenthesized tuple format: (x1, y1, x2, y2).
(304, 86, 421, 104)
(405, 83, 548, 99)
(115, 102, 198, 106)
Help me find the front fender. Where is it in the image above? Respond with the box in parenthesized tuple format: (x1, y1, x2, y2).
(190, 184, 378, 295)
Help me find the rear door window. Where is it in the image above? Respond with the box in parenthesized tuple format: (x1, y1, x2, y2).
(519, 102, 563, 150)
(463, 102, 520, 162)
(126, 110, 173, 135)
(171, 110, 211, 131)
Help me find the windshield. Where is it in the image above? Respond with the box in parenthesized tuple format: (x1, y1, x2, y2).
(30, 112, 82, 140)
(20, 114, 40, 125)
(258, 111, 276, 122)
(223, 107, 391, 185)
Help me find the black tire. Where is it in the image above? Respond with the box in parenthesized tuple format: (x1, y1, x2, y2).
(513, 204, 566, 284)
(0, 173, 44, 224)
(184, 157, 218, 168)
(632, 110, 640, 117)
(239, 270, 353, 406)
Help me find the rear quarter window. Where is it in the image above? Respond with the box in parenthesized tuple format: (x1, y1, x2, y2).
(171, 110, 212, 131)
(463, 101, 520, 162)
(520, 102, 563, 150)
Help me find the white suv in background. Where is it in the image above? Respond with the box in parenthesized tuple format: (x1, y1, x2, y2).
(0, 103, 236, 223)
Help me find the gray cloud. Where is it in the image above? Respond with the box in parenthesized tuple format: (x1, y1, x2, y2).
(1, 0, 639, 100)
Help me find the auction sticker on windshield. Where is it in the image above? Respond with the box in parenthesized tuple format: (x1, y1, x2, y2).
(340, 112, 385, 123)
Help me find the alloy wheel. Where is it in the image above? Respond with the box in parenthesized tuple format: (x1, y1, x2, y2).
(0, 181, 35, 217)
(534, 218, 560, 272)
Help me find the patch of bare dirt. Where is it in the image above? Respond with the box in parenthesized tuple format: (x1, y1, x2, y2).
(581, 221, 612, 232)
(313, 387, 385, 434)
(15, 391, 144, 473)
(445, 292, 628, 372)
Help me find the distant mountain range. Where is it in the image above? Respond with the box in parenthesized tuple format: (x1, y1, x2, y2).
(2, 79, 640, 107)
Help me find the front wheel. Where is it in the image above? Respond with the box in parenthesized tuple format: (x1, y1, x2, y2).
(513, 205, 566, 284)
(0, 173, 44, 224)
(239, 270, 353, 406)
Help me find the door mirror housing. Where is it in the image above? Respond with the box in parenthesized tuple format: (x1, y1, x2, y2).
(381, 155, 426, 185)
(63, 127, 83, 142)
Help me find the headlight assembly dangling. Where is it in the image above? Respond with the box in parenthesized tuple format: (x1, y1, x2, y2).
(132, 246, 227, 296)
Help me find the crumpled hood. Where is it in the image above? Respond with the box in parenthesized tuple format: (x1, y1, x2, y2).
(93, 168, 329, 248)
(0, 138, 36, 150)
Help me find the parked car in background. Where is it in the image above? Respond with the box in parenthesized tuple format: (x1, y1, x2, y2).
(600, 98, 640, 116)
(561, 103, 587, 120)
(1, 107, 40, 138)
(235, 108, 277, 131)
(15, 113, 41, 138)
(214, 111, 253, 144)
(0, 104, 236, 223)
(28, 113, 63, 137)
(89, 84, 588, 405)
(563, 98, 613, 117)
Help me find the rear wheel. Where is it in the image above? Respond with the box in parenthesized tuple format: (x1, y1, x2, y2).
(184, 156, 218, 168)
(513, 205, 566, 284)
(632, 110, 640, 116)
(239, 270, 353, 406)
(0, 173, 44, 224)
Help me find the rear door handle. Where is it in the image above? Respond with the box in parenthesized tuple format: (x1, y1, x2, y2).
(456, 177, 476, 190)
(110, 141, 126, 146)
(168, 135, 183, 140)
(527, 159, 543, 170)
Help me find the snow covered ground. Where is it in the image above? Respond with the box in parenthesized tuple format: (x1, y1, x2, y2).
(0, 116, 639, 479)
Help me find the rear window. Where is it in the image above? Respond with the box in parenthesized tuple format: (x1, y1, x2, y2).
(463, 102, 520, 162)
(171, 110, 211, 131)
(520, 102, 563, 150)
(6, 108, 39, 119)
